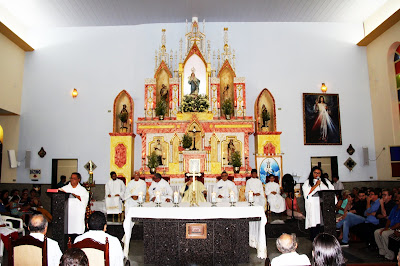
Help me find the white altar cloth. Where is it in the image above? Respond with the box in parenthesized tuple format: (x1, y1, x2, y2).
(123, 201, 267, 259)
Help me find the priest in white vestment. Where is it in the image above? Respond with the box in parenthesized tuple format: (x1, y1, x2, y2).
(125, 171, 147, 208)
(214, 171, 238, 202)
(265, 175, 286, 213)
(75, 212, 124, 266)
(59, 172, 89, 235)
(180, 177, 207, 203)
(105, 171, 126, 214)
(149, 173, 173, 202)
(245, 169, 266, 208)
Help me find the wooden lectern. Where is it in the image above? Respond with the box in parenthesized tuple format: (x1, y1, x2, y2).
(49, 191, 70, 251)
(316, 190, 338, 236)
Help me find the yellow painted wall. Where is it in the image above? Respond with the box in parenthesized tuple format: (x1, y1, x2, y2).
(366, 19, 400, 179)
(0, 32, 25, 115)
(0, 116, 20, 183)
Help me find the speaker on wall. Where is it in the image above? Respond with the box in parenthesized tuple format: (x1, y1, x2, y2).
(25, 150, 31, 169)
(363, 147, 369, 166)
(7, 150, 18, 168)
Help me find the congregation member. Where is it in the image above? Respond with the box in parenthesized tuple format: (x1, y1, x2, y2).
(105, 171, 126, 215)
(312, 233, 345, 266)
(75, 211, 124, 266)
(284, 192, 305, 220)
(336, 190, 350, 215)
(270, 233, 310, 266)
(180, 176, 207, 203)
(214, 171, 238, 202)
(332, 176, 344, 191)
(336, 188, 380, 246)
(149, 173, 173, 202)
(60, 248, 89, 266)
(302, 166, 334, 240)
(265, 175, 285, 213)
(244, 169, 266, 207)
(374, 193, 400, 261)
(57, 175, 67, 188)
(376, 189, 396, 227)
(59, 172, 89, 235)
(29, 214, 62, 266)
(125, 171, 147, 208)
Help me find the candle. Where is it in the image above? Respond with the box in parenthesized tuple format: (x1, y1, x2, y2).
(229, 191, 235, 203)
(248, 191, 254, 203)
(138, 192, 143, 203)
(173, 191, 179, 203)
(155, 191, 161, 203)
(211, 192, 217, 203)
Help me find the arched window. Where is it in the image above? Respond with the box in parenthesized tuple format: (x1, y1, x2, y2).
(395, 45, 400, 112)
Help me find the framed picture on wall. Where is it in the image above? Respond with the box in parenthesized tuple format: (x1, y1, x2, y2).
(256, 156, 282, 185)
(303, 93, 342, 145)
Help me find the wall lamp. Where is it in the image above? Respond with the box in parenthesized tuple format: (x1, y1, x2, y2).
(320, 83, 327, 93)
(72, 88, 78, 98)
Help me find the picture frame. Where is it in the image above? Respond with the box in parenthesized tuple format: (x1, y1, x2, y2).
(256, 155, 282, 185)
(303, 93, 342, 145)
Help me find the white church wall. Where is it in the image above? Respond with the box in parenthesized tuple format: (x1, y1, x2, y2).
(16, 22, 376, 184)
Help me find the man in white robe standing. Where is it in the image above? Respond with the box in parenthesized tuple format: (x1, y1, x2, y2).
(125, 171, 147, 208)
(59, 172, 89, 235)
(214, 171, 238, 203)
(149, 173, 173, 202)
(245, 169, 266, 208)
(75, 211, 124, 266)
(265, 175, 286, 213)
(105, 171, 126, 215)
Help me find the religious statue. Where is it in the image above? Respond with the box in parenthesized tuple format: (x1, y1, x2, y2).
(154, 139, 163, 165)
(119, 104, 129, 132)
(223, 84, 230, 99)
(160, 84, 168, 103)
(261, 104, 270, 128)
(227, 140, 235, 165)
(188, 71, 200, 95)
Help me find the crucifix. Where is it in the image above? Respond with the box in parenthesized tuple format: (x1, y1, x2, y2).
(189, 170, 202, 207)
(192, 127, 197, 150)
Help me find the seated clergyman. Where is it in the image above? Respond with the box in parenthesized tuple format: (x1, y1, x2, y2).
(214, 171, 238, 202)
(180, 176, 207, 203)
(149, 173, 173, 202)
(271, 233, 311, 266)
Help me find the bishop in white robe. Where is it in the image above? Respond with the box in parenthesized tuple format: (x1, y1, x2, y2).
(180, 178, 207, 203)
(125, 171, 147, 208)
(265, 176, 285, 213)
(105, 172, 126, 214)
(245, 169, 266, 208)
(149, 173, 173, 202)
(214, 171, 238, 202)
(60, 173, 89, 234)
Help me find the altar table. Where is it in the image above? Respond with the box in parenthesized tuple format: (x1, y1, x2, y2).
(123, 202, 267, 263)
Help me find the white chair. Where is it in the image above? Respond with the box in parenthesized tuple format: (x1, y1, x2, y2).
(0, 216, 24, 236)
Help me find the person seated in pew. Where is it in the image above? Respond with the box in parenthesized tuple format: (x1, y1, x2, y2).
(125, 171, 147, 208)
(213, 171, 238, 203)
(265, 175, 286, 213)
(60, 248, 89, 266)
(284, 192, 305, 220)
(180, 176, 207, 203)
(271, 233, 311, 266)
(149, 173, 173, 202)
(74, 211, 124, 266)
(29, 214, 62, 266)
(244, 169, 266, 207)
(312, 233, 345, 266)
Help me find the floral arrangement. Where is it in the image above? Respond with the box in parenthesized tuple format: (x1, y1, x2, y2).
(182, 133, 193, 149)
(181, 94, 209, 113)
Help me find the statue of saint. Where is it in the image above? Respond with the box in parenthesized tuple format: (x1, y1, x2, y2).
(160, 84, 168, 103)
(188, 72, 200, 95)
(261, 104, 270, 128)
(119, 104, 129, 132)
(154, 139, 163, 165)
(227, 140, 235, 165)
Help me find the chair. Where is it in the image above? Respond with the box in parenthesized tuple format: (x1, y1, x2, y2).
(1, 215, 25, 236)
(9, 234, 47, 266)
(68, 237, 110, 266)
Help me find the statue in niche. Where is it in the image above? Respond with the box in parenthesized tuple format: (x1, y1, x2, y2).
(188, 69, 200, 95)
(222, 85, 230, 100)
(154, 139, 163, 165)
(227, 139, 236, 165)
(261, 104, 270, 128)
(160, 84, 168, 104)
(118, 104, 129, 132)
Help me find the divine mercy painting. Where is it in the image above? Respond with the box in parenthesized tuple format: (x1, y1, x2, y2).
(303, 93, 342, 145)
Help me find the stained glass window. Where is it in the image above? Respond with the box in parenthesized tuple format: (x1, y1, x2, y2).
(395, 45, 400, 111)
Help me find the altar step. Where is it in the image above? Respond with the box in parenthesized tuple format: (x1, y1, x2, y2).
(266, 212, 309, 238)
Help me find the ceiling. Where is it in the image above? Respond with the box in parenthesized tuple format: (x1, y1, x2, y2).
(0, 0, 389, 28)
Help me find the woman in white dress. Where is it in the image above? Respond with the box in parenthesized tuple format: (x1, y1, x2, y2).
(302, 166, 334, 240)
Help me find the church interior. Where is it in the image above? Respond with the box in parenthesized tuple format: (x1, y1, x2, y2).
(1, 0, 400, 265)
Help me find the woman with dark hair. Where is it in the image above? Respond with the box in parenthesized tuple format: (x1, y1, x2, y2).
(312, 233, 345, 266)
(302, 166, 334, 240)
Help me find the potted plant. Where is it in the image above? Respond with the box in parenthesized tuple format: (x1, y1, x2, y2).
(221, 99, 233, 120)
(147, 151, 159, 174)
(230, 151, 242, 173)
(155, 100, 167, 120)
(182, 133, 193, 150)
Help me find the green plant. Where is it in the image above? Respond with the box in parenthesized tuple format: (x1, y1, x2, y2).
(230, 151, 242, 167)
(155, 100, 167, 116)
(221, 99, 233, 116)
(118, 112, 128, 123)
(181, 94, 209, 112)
(147, 151, 159, 169)
(182, 134, 193, 149)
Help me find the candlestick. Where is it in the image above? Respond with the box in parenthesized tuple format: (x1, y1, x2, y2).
(138, 192, 143, 207)
(155, 191, 161, 204)
(229, 191, 235, 206)
(248, 190, 254, 206)
(173, 191, 179, 206)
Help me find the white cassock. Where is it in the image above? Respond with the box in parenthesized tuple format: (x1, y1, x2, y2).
(148, 179, 173, 202)
(75, 230, 124, 266)
(30, 233, 62, 266)
(61, 183, 89, 234)
(265, 182, 285, 213)
(105, 178, 126, 214)
(213, 179, 238, 202)
(245, 178, 266, 208)
(124, 179, 147, 208)
(302, 179, 334, 229)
